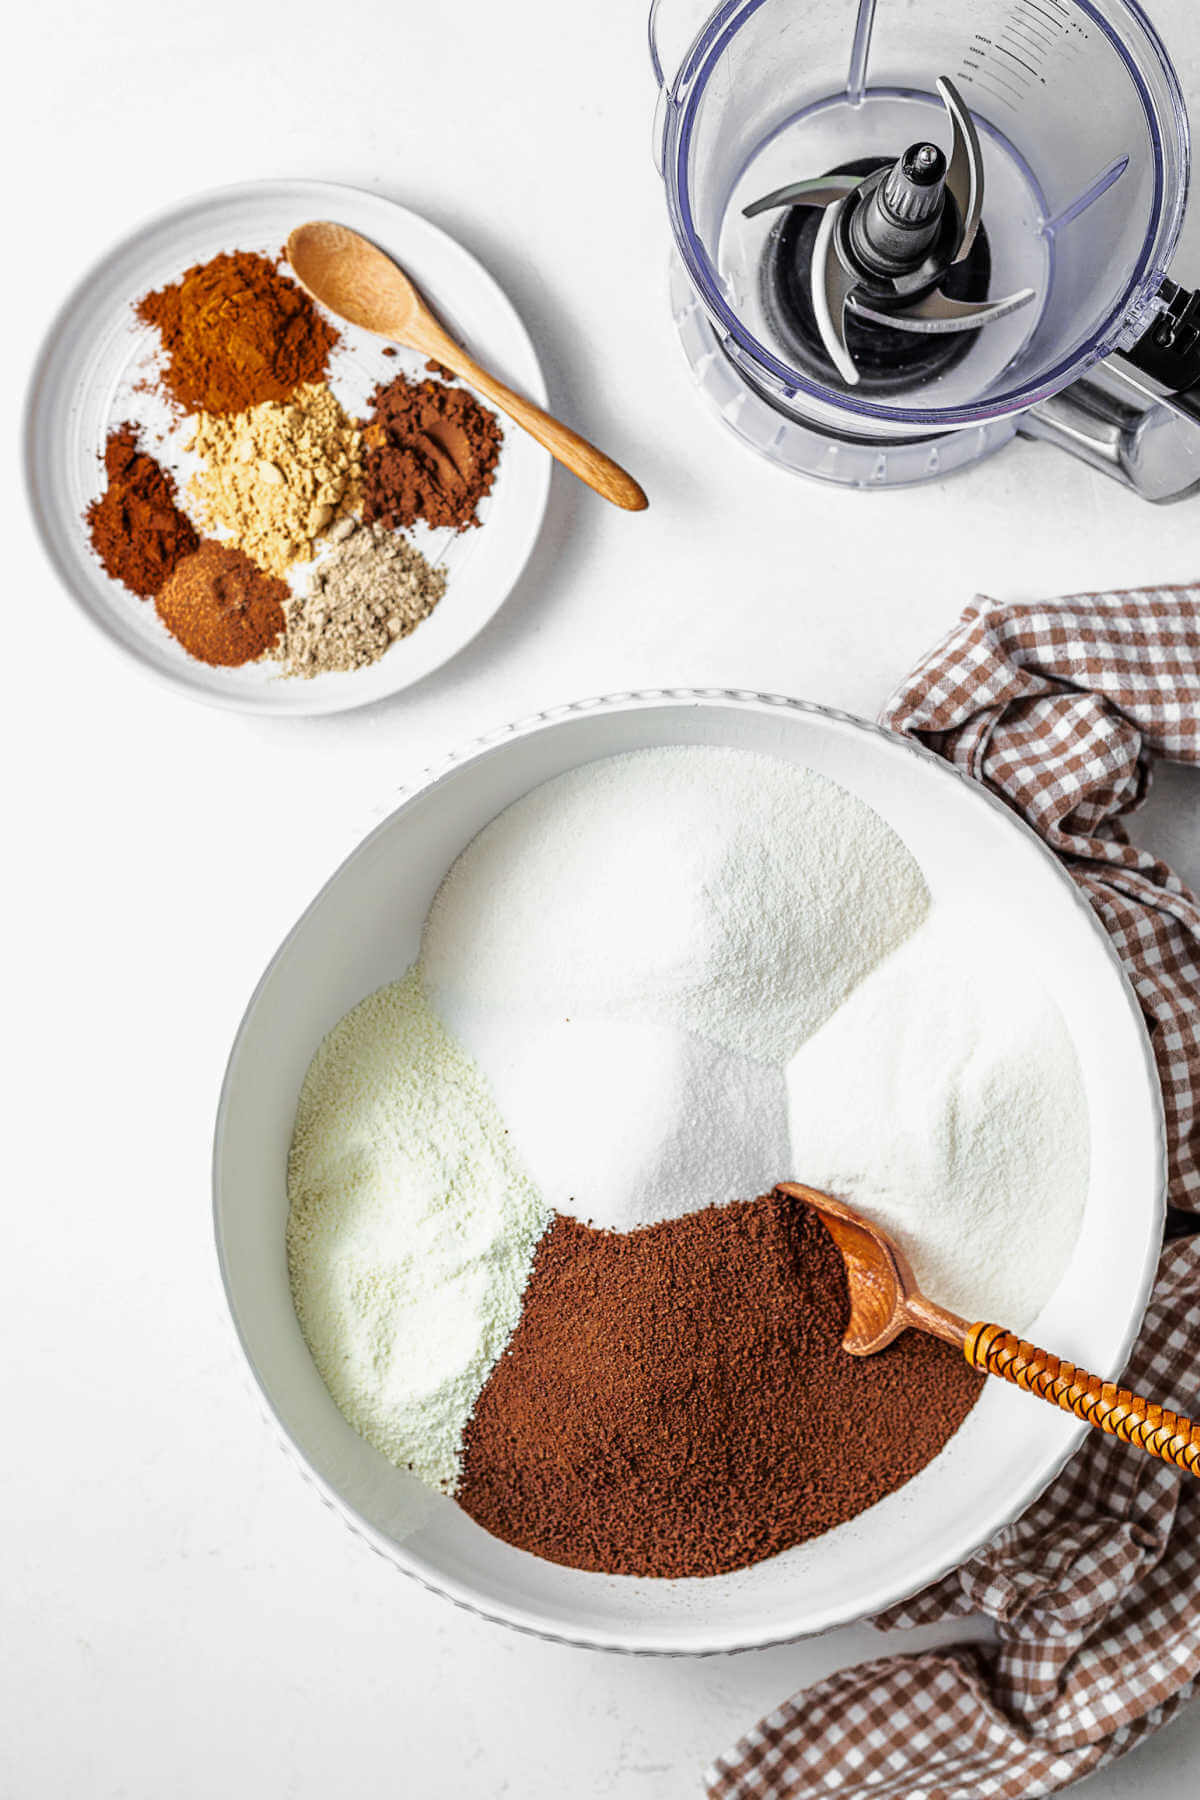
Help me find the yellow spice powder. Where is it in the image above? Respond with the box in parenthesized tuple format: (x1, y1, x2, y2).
(186, 382, 363, 577)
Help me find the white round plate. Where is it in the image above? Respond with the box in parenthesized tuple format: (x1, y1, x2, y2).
(24, 180, 551, 715)
(214, 691, 1165, 1653)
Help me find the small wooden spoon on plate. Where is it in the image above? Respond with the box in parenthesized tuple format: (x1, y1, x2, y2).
(287, 221, 648, 513)
(776, 1181, 1199, 1474)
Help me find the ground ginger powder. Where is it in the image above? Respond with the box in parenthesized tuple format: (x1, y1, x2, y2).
(186, 382, 363, 577)
(282, 521, 447, 678)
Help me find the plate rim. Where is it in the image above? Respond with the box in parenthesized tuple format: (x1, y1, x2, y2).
(211, 686, 1167, 1655)
(22, 176, 552, 717)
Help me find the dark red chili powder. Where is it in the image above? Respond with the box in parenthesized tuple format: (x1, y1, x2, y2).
(457, 1194, 983, 1578)
(85, 424, 199, 599)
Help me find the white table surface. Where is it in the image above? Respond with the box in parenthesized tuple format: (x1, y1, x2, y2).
(5, 1, 1200, 1794)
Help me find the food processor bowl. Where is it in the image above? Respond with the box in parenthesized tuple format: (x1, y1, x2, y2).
(651, 0, 1189, 485)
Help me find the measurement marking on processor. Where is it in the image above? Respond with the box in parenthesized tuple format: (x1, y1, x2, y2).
(960, 49, 1025, 103)
(1009, 20, 1055, 55)
(994, 41, 1040, 81)
(1003, 22, 1053, 61)
(965, 76, 1019, 112)
(961, 36, 1025, 96)
(998, 38, 1048, 81)
(1016, 2, 1060, 42)
(959, 59, 1025, 104)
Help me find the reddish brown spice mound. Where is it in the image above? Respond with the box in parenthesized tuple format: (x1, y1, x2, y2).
(136, 250, 338, 415)
(154, 541, 287, 666)
(362, 373, 502, 532)
(85, 425, 200, 599)
(458, 1195, 983, 1578)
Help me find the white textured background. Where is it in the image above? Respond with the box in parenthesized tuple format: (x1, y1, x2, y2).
(5, 0, 1200, 1793)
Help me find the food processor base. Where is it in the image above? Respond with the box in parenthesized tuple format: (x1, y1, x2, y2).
(669, 256, 1018, 489)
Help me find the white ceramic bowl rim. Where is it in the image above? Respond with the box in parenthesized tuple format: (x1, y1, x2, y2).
(213, 688, 1166, 1654)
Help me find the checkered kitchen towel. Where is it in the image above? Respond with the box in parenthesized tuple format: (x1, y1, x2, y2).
(709, 591, 1200, 1800)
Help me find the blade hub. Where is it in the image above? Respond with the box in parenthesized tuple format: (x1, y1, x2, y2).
(843, 174, 961, 295)
(743, 76, 1034, 390)
(758, 158, 994, 396)
(848, 144, 951, 280)
(884, 144, 947, 221)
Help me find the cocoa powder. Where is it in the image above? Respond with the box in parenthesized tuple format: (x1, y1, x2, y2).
(85, 425, 199, 599)
(362, 373, 503, 532)
(457, 1194, 983, 1578)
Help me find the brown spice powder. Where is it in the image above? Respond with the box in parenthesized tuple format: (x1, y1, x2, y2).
(85, 425, 199, 599)
(136, 250, 339, 416)
(457, 1195, 983, 1578)
(361, 373, 502, 532)
(154, 541, 288, 666)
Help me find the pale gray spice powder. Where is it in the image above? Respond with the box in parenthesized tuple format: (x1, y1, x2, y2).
(282, 520, 447, 678)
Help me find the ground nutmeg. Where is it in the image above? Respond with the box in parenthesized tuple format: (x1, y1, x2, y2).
(154, 541, 288, 667)
(457, 1193, 984, 1579)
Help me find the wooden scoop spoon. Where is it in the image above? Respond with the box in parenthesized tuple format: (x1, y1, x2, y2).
(776, 1181, 1199, 1475)
(286, 222, 648, 513)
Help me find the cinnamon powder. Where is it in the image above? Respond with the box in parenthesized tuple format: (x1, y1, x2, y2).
(362, 373, 503, 532)
(457, 1194, 983, 1578)
(136, 250, 338, 416)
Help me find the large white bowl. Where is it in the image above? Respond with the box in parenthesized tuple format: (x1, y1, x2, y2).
(213, 690, 1165, 1653)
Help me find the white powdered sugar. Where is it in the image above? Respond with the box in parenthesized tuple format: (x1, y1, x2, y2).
(421, 746, 929, 1232)
(422, 745, 1087, 1320)
(286, 969, 549, 1492)
(421, 747, 931, 1064)
(786, 911, 1089, 1326)
(442, 1013, 792, 1231)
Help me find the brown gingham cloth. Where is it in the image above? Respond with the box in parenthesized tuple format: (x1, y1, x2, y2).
(709, 591, 1200, 1800)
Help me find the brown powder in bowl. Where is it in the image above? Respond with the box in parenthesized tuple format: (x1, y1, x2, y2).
(361, 373, 503, 532)
(155, 541, 288, 666)
(457, 1194, 983, 1579)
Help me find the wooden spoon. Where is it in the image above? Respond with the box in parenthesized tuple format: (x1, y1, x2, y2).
(776, 1181, 1199, 1475)
(287, 222, 647, 513)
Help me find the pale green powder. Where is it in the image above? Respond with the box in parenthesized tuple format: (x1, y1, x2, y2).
(286, 967, 550, 1492)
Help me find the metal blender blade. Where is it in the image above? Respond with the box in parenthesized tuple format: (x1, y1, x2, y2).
(742, 173, 867, 220)
(939, 77, 983, 265)
(744, 76, 1035, 387)
(812, 196, 861, 387)
(850, 287, 1036, 334)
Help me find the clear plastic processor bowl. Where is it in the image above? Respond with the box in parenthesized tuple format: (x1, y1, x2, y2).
(213, 692, 1163, 1654)
(651, 0, 1189, 440)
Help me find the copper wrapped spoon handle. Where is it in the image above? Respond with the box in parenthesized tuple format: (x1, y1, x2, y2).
(287, 222, 647, 513)
(776, 1182, 1199, 1475)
